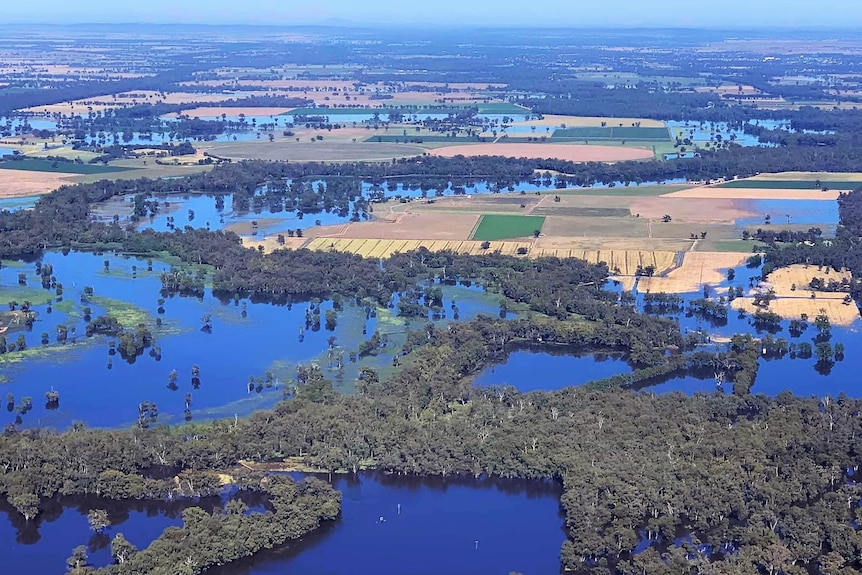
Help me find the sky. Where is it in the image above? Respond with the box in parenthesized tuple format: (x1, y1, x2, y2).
(4, 0, 861, 28)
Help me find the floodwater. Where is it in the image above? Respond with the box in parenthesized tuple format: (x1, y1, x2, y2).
(473, 349, 631, 391)
(0, 252, 501, 430)
(226, 473, 565, 575)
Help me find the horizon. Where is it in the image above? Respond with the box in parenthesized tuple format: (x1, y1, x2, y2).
(3, 0, 860, 28)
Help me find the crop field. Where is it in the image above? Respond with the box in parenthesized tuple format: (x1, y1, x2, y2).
(552, 126, 671, 140)
(305, 238, 534, 258)
(472, 214, 546, 241)
(715, 180, 859, 190)
(304, 237, 677, 273)
(0, 159, 135, 175)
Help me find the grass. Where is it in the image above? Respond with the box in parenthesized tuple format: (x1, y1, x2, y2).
(0, 159, 135, 175)
(548, 185, 682, 197)
(0, 285, 52, 306)
(716, 180, 860, 190)
(696, 239, 766, 253)
(89, 296, 151, 328)
(472, 214, 546, 241)
(552, 126, 670, 141)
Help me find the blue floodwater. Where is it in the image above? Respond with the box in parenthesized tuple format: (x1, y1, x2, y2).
(92, 193, 353, 235)
(666, 120, 763, 147)
(736, 199, 839, 227)
(473, 350, 631, 391)
(231, 473, 565, 575)
(0, 147, 14, 156)
(1, 501, 181, 573)
(0, 251, 501, 430)
(0, 196, 40, 212)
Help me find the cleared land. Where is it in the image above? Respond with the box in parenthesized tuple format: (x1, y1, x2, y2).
(731, 298, 858, 326)
(663, 186, 842, 201)
(0, 169, 82, 197)
(716, 180, 859, 190)
(472, 214, 545, 241)
(747, 172, 862, 182)
(203, 141, 425, 162)
(301, 237, 676, 273)
(429, 144, 654, 162)
(0, 159, 133, 175)
(730, 264, 859, 326)
(637, 252, 748, 294)
(310, 212, 480, 241)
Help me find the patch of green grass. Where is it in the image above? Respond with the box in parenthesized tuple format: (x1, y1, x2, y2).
(89, 296, 150, 328)
(549, 185, 683, 197)
(472, 214, 546, 241)
(0, 285, 51, 306)
(553, 126, 671, 141)
(715, 180, 860, 190)
(0, 159, 135, 174)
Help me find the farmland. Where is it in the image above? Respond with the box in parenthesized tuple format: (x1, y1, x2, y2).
(552, 126, 671, 140)
(472, 214, 546, 241)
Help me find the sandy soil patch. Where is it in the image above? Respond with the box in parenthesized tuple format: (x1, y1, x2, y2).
(731, 298, 859, 327)
(312, 212, 480, 241)
(510, 115, 666, 128)
(629, 197, 753, 223)
(663, 186, 842, 201)
(242, 236, 309, 253)
(429, 144, 654, 162)
(637, 252, 748, 294)
(0, 169, 80, 197)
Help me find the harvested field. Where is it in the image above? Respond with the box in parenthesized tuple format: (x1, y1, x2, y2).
(241, 236, 308, 253)
(472, 214, 545, 241)
(429, 143, 654, 162)
(716, 179, 858, 190)
(312, 212, 480, 241)
(303, 237, 677, 274)
(731, 297, 859, 327)
(540, 216, 650, 238)
(305, 238, 533, 258)
(628, 197, 753, 223)
(637, 252, 748, 294)
(759, 264, 853, 299)
(534, 236, 692, 253)
(0, 169, 80, 197)
(663, 186, 842, 201)
(203, 141, 425, 162)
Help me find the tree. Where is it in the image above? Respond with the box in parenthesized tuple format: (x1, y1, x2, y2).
(66, 545, 91, 573)
(87, 509, 111, 533)
(110, 533, 138, 565)
(661, 214, 672, 222)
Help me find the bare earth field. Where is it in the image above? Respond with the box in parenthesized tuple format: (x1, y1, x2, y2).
(202, 141, 425, 162)
(730, 264, 859, 326)
(628, 197, 753, 223)
(309, 212, 480, 241)
(0, 169, 80, 197)
(732, 298, 858, 327)
(664, 186, 842, 201)
(429, 144, 654, 162)
(637, 252, 748, 294)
